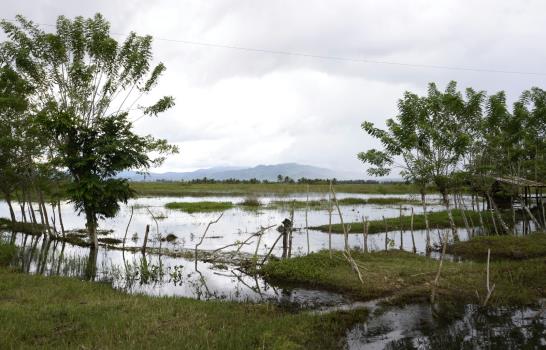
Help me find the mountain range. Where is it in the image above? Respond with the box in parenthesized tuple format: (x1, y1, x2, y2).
(119, 163, 365, 181)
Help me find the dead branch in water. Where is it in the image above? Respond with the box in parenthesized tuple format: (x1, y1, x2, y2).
(195, 213, 224, 265)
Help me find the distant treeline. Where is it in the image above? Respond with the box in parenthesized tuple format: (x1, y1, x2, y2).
(147, 177, 401, 185)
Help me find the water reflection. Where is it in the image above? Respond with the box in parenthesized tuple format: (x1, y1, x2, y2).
(3, 232, 352, 309)
(346, 302, 546, 349)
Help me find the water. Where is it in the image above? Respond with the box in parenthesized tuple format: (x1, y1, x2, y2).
(346, 302, 546, 349)
(0, 193, 460, 258)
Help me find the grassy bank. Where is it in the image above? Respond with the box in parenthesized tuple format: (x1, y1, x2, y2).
(260, 250, 546, 306)
(447, 233, 546, 260)
(0, 267, 367, 349)
(131, 182, 421, 197)
(311, 209, 483, 234)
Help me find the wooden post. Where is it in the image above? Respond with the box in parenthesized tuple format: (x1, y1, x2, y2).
(305, 184, 310, 255)
(362, 216, 368, 253)
(399, 205, 403, 250)
(288, 206, 294, 258)
(383, 216, 388, 251)
(410, 208, 416, 253)
(141, 224, 150, 254)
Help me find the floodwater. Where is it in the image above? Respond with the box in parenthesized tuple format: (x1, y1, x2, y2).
(0, 192, 467, 303)
(0, 193, 464, 258)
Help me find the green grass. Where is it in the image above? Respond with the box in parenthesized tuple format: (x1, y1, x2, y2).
(0, 241, 17, 266)
(312, 209, 484, 234)
(260, 250, 546, 306)
(447, 233, 546, 260)
(267, 197, 421, 210)
(0, 218, 46, 235)
(131, 182, 421, 197)
(0, 267, 366, 349)
(165, 201, 234, 213)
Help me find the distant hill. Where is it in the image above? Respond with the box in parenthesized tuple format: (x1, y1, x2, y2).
(119, 163, 364, 181)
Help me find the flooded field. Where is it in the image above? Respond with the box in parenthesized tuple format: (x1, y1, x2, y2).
(2, 192, 544, 349)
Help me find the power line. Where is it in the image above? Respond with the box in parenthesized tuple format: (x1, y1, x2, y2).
(4, 19, 546, 77)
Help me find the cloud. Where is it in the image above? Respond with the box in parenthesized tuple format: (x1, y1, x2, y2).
(2, 0, 546, 174)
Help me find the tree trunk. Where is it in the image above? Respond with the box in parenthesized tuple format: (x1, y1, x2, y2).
(86, 210, 98, 249)
(421, 192, 431, 251)
(5, 193, 17, 225)
(442, 191, 460, 241)
(57, 201, 65, 237)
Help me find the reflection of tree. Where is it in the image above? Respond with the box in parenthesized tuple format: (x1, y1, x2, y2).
(385, 305, 546, 350)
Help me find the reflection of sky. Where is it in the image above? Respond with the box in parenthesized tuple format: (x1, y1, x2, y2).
(0, 192, 474, 303)
(346, 302, 546, 349)
(0, 193, 460, 257)
(5, 232, 352, 306)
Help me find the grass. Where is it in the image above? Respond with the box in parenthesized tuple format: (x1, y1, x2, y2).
(0, 266, 366, 349)
(0, 241, 17, 266)
(267, 197, 421, 210)
(0, 218, 46, 235)
(165, 201, 234, 213)
(131, 182, 421, 197)
(312, 209, 485, 234)
(447, 233, 546, 260)
(260, 250, 546, 306)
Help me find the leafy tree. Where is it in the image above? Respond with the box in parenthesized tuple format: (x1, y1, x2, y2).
(1, 14, 178, 248)
(0, 65, 33, 224)
(359, 81, 484, 241)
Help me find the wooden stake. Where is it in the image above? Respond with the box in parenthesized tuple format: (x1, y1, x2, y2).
(410, 208, 416, 253)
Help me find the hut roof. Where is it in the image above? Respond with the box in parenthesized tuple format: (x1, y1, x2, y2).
(494, 176, 546, 188)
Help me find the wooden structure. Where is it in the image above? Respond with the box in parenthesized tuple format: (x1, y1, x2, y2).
(493, 176, 546, 209)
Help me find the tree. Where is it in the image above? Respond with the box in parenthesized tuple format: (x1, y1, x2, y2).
(359, 81, 484, 242)
(1, 14, 178, 248)
(0, 65, 33, 224)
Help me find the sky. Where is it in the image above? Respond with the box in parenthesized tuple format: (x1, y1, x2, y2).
(2, 0, 546, 175)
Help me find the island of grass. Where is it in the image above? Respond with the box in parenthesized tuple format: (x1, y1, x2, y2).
(447, 232, 546, 260)
(267, 197, 422, 210)
(165, 201, 234, 213)
(311, 209, 486, 234)
(259, 249, 546, 306)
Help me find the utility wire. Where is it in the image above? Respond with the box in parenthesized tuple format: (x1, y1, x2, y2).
(3, 19, 546, 76)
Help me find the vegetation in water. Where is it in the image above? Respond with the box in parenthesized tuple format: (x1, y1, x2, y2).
(165, 201, 234, 213)
(312, 209, 486, 234)
(260, 250, 546, 306)
(447, 233, 546, 260)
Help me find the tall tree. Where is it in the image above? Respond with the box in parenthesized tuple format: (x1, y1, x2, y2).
(1, 14, 178, 248)
(359, 81, 485, 241)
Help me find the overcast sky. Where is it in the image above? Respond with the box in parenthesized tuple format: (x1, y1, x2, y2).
(2, 0, 546, 175)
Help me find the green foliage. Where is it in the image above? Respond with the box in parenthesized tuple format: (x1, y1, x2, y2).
(1, 14, 178, 245)
(359, 81, 485, 199)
